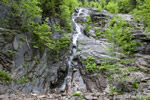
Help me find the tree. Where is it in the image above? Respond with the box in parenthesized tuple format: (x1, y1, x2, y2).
(106, 1, 119, 14)
(134, 0, 150, 32)
(31, 19, 54, 49)
(0, 0, 42, 30)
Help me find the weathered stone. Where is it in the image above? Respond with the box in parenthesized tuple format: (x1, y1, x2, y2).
(84, 94, 93, 100)
(141, 77, 150, 82)
(13, 37, 18, 50)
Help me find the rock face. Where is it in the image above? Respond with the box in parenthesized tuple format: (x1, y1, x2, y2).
(0, 28, 70, 94)
(0, 7, 150, 100)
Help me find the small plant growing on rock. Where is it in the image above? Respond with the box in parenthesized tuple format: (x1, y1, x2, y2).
(72, 92, 83, 100)
(84, 16, 92, 33)
(146, 94, 150, 100)
(133, 80, 139, 89)
(7, 50, 16, 56)
(0, 70, 12, 84)
(106, 1, 119, 14)
(83, 56, 97, 72)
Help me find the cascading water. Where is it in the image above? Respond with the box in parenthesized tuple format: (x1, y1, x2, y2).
(59, 8, 86, 92)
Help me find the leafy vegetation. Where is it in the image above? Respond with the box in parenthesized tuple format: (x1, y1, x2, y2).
(83, 56, 97, 72)
(133, 0, 150, 32)
(72, 92, 83, 99)
(48, 36, 71, 63)
(0, 70, 12, 83)
(106, 1, 119, 14)
(31, 19, 53, 49)
(84, 16, 92, 34)
(7, 50, 16, 56)
(54, 36, 71, 53)
(104, 16, 137, 54)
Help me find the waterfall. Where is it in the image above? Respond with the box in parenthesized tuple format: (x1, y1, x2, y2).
(59, 8, 84, 92)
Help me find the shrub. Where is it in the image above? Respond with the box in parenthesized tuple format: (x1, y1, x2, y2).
(84, 16, 92, 33)
(31, 18, 54, 49)
(133, 0, 150, 32)
(83, 56, 97, 72)
(0, 0, 42, 29)
(54, 36, 71, 52)
(104, 16, 137, 54)
(48, 36, 71, 62)
(0, 70, 12, 83)
(106, 1, 119, 14)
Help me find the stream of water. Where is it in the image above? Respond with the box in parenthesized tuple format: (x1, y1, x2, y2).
(59, 8, 84, 92)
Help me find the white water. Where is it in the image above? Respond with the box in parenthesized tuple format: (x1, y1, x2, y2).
(59, 8, 84, 92)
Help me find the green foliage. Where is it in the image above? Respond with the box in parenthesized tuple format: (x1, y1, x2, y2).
(0, 70, 12, 83)
(82, 0, 89, 7)
(31, 19, 54, 49)
(7, 50, 16, 56)
(19, 75, 29, 85)
(133, 80, 139, 89)
(120, 58, 136, 65)
(83, 0, 102, 11)
(106, 1, 119, 14)
(132, 97, 144, 100)
(54, 36, 71, 52)
(83, 56, 97, 72)
(98, 60, 121, 74)
(146, 94, 150, 100)
(128, 67, 137, 72)
(1, 0, 42, 29)
(109, 85, 118, 93)
(104, 16, 137, 54)
(48, 36, 71, 63)
(80, 42, 87, 45)
(133, 0, 150, 32)
(83, 57, 121, 73)
(84, 16, 92, 32)
(118, 0, 134, 13)
(58, 0, 80, 32)
(72, 92, 83, 99)
(52, 24, 65, 33)
(96, 28, 102, 37)
(18, 0, 42, 28)
(89, 1, 102, 12)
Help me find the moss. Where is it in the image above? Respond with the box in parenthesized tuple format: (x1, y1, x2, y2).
(77, 48, 81, 52)
(90, 34, 95, 38)
(80, 42, 87, 45)
(128, 67, 138, 72)
(120, 58, 136, 65)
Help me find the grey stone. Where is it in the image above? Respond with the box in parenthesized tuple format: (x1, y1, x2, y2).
(84, 94, 93, 100)
(70, 96, 81, 100)
(141, 77, 150, 82)
(13, 37, 18, 50)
